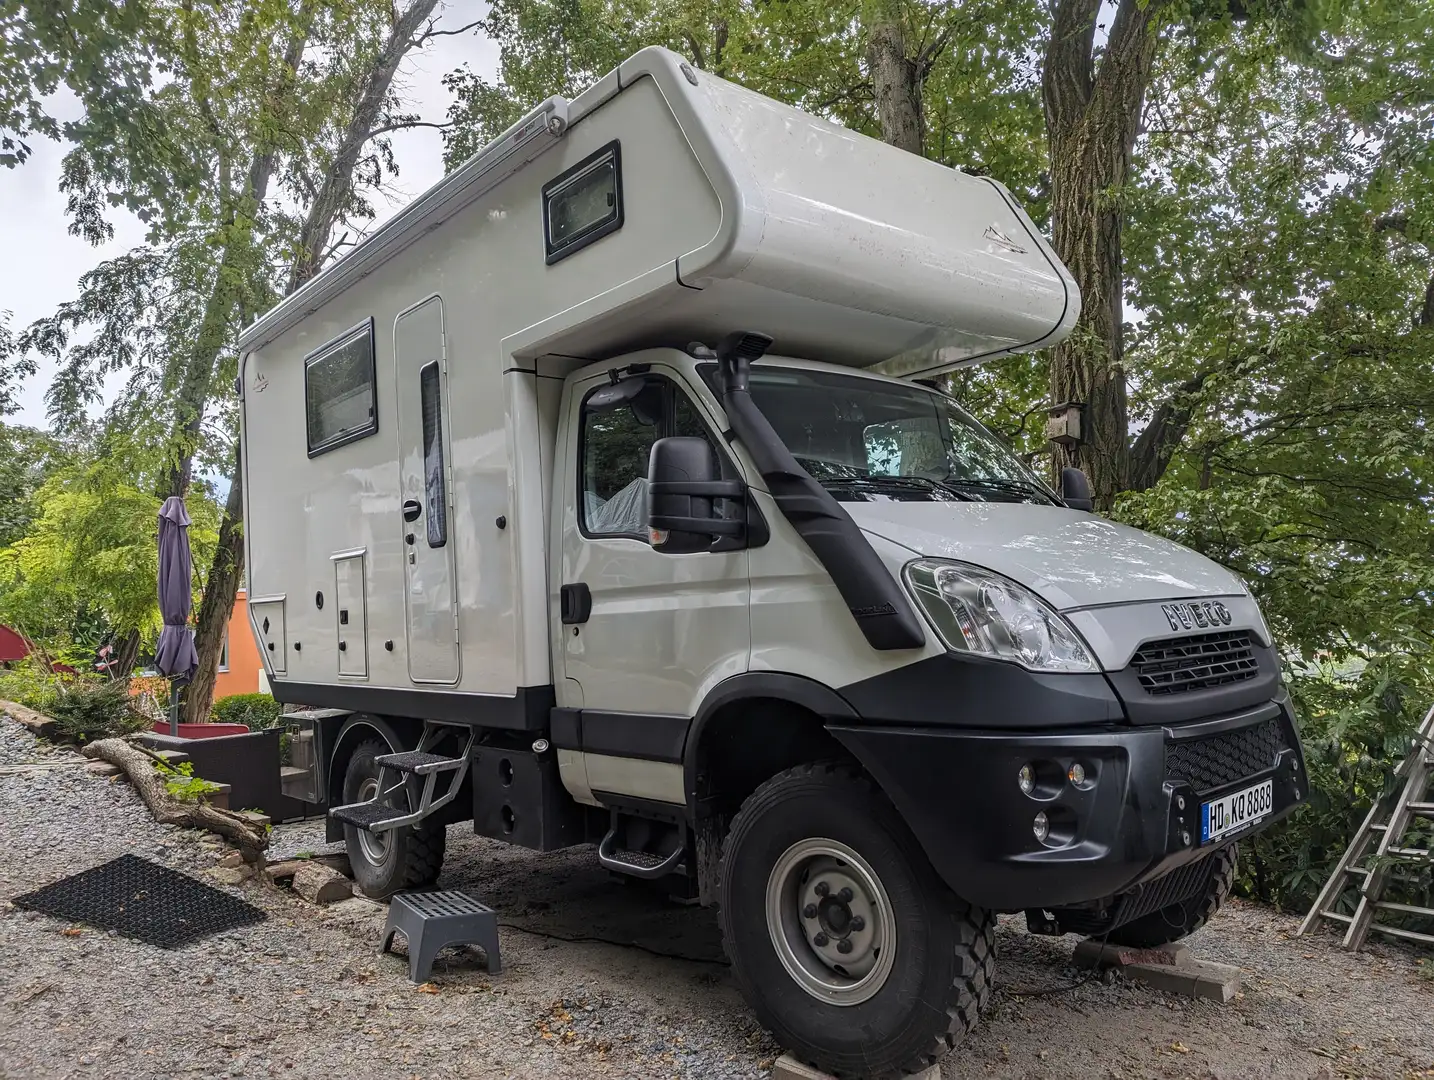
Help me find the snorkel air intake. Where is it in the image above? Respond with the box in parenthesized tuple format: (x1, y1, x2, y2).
(712, 331, 925, 652)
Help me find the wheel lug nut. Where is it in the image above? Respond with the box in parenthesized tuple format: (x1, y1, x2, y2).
(813, 932, 829, 947)
(803, 904, 817, 919)
(837, 887, 853, 903)
(850, 915, 865, 931)
(837, 939, 853, 954)
(814, 881, 829, 897)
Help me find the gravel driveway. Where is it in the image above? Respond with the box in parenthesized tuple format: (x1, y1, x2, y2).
(2, 715, 1432, 1080)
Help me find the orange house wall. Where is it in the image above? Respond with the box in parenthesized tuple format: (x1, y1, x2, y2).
(213, 589, 264, 699)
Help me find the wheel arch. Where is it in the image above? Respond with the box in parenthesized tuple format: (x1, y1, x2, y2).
(685, 672, 859, 818)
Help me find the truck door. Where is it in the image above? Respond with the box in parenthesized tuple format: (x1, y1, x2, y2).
(393, 296, 460, 684)
(554, 364, 750, 805)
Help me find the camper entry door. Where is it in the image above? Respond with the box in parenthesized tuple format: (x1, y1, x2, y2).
(393, 296, 461, 685)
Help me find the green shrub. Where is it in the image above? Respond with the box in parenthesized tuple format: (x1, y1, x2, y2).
(157, 760, 222, 802)
(0, 657, 71, 711)
(211, 692, 283, 729)
(46, 679, 149, 742)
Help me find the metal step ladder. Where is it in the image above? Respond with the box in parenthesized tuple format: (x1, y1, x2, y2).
(330, 725, 475, 836)
(1298, 704, 1434, 951)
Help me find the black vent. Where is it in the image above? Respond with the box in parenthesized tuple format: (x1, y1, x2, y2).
(1167, 718, 1284, 793)
(1056, 853, 1224, 935)
(1133, 631, 1258, 696)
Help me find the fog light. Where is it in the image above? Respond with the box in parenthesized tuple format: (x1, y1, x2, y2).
(1018, 764, 1035, 795)
(1032, 811, 1050, 843)
(1067, 762, 1086, 786)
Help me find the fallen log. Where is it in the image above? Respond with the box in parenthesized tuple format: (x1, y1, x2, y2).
(81, 738, 269, 862)
(0, 699, 61, 740)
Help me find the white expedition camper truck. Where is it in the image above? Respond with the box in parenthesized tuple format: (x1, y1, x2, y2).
(240, 47, 1306, 1076)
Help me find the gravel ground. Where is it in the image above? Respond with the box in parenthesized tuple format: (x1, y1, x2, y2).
(3, 714, 1432, 1080)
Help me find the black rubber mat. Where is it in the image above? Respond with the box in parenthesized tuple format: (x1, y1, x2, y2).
(12, 854, 266, 948)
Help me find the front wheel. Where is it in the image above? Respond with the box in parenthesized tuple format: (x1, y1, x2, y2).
(1108, 845, 1237, 948)
(718, 763, 994, 1079)
(341, 740, 446, 898)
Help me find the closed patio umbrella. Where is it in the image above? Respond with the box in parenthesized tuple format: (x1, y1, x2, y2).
(155, 496, 198, 735)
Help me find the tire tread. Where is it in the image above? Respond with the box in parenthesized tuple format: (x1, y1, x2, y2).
(717, 762, 995, 1080)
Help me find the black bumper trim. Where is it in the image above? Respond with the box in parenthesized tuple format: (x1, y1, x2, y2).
(828, 697, 1305, 912)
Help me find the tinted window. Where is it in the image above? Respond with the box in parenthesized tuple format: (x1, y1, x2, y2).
(580, 378, 731, 538)
(419, 361, 447, 547)
(305, 320, 376, 455)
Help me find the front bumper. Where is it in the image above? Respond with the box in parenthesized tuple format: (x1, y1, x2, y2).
(829, 696, 1306, 912)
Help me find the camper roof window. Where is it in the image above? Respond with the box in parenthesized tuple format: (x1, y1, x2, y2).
(543, 142, 623, 263)
(305, 318, 377, 457)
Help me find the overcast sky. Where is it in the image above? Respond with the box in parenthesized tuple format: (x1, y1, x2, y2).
(0, 0, 500, 430)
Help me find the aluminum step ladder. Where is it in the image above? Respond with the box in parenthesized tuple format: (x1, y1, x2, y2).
(330, 724, 475, 836)
(1298, 703, 1434, 951)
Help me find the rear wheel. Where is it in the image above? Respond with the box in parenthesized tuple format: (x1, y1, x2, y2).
(1108, 846, 1237, 948)
(341, 740, 446, 898)
(718, 763, 994, 1079)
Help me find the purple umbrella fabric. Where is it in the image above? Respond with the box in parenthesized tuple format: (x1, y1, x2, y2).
(154, 496, 198, 682)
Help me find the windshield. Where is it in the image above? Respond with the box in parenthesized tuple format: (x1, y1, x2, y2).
(714, 365, 1058, 505)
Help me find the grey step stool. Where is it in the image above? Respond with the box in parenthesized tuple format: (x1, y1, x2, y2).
(381, 889, 501, 982)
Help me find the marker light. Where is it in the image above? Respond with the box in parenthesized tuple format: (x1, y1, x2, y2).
(1032, 811, 1050, 844)
(1067, 762, 1086, 786)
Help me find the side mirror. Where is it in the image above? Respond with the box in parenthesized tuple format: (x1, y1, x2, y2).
(647, 437, 746, 553)
(1060, 467, 1094, 512)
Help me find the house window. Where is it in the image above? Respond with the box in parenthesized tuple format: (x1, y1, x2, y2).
(304, 318, 377, 456)
(218, 631, 229, 673)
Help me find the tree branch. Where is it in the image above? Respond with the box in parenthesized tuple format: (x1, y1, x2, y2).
(412, 17, 482, 46)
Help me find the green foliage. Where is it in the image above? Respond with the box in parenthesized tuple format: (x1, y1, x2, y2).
(0, 656, 66, 711)
(211, 692, 283, 729)
(44, 678, 149, 742)
(0, 455, 220, 654)
(157, 759, 223, 802)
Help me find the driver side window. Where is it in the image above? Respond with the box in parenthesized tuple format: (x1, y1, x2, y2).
(580, 377, 725, 539)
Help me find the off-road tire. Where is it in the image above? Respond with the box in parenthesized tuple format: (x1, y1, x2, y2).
(1108, 845, 1238, 948)
(342, 740, 446, 898)
(717, 762, 995, 1079)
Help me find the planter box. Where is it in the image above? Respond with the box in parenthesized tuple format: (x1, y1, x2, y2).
(150, 721, 250, 739)
(141, 728, 314, 822)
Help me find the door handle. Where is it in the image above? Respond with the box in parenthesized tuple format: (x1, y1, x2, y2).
(402, 499, 422, 522)
(560, 583, 592, 625)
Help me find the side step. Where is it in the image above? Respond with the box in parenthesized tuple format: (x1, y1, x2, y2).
(330, 726, 474, 837)
(596, 816, 686, 880)
(373, 750, 466, 776)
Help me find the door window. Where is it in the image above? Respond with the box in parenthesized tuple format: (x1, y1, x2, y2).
(419, 361, 448, 548)
(579, 377, 728, 539)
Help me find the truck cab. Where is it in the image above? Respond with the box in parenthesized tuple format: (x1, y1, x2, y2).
(239, 47, 1305, 1078)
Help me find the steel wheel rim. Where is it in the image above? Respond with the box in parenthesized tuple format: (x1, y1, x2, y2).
(765, 837, 897, 1006)
(354, 777, 391, 865)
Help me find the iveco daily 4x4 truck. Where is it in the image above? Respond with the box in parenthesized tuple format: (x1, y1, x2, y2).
(239, 47, 1307, 1078)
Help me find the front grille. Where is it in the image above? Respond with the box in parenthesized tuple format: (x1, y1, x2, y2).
(1166, 718, 1284, 793)
(1133, 631, 1259, 696)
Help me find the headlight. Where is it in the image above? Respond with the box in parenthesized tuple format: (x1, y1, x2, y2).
(904, 559, 1097, 673)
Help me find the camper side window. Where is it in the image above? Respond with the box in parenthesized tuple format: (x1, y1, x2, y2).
(580, 380, 726, 540)
(305, 319, 377, 456)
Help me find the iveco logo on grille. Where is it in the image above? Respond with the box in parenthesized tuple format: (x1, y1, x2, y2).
(1161, 601, 1233, 632)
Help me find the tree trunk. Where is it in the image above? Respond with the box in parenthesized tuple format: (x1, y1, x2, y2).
(864, 0, 923, 154)
(184, 451, 243, 724)
(112, 627, 141, 679)
(191, 0, 439, 706)
(158, 19, 313, 500)
(287, 0, 440, 293)
(1042, 0, 1164, 506)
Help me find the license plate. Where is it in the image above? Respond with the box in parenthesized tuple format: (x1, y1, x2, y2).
(1201, 779, 1274, 843)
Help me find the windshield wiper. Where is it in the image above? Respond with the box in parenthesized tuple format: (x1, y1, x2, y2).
(937, 475, 1054, 503)
(821, 474, 972, 501)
